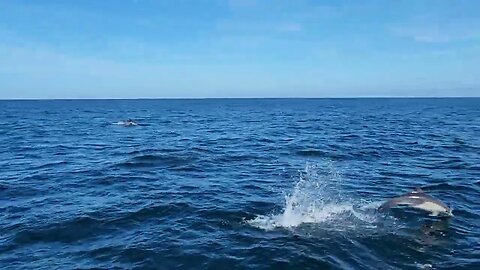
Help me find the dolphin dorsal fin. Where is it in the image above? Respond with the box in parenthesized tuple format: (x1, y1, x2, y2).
(413, 187, 424, 193)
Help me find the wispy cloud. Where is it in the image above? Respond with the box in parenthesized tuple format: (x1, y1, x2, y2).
(222, 0, 341, 35)
(277, 22, 303, 33)
(215, 19, 303, 35)
(227, 0, 259, 10)
(0, 42, 311, 98)
(392, 18, 480, 43)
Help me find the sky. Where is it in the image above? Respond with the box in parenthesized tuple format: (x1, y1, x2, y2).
(0, 0, 479, 99)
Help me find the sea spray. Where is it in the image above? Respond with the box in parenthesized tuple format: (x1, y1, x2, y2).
(248, 162, 377, 230)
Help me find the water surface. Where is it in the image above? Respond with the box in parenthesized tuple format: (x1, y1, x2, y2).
(1, 98, 479, 269)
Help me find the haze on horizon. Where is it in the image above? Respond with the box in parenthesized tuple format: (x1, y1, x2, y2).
(1, 0, 479, 99)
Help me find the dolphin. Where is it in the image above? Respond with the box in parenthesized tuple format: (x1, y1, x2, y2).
(378, 188, 453, 217)
(122, 119, 138, 126)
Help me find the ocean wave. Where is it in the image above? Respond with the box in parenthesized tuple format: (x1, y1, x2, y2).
(14, 216, 106, 244)
(422, 182, 480, 194)
(0, 183, 7, 191)
(117, 153, 198, 169)
(295, 149, 327, 157)
(31, 161, 69, 170)
(13, 202, 196, 246)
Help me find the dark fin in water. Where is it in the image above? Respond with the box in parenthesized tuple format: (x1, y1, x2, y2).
(413, 187, 424, 193)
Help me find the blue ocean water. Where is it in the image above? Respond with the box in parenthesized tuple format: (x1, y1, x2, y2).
(0, 98, 479, 270)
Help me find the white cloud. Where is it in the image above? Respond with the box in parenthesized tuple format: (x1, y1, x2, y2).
(277, 22, 303, 33)
(0, 43, 313, 99)
(392, 19, 480, 43)
(227, 0, 259, 9)
(215, 19, 303, 35)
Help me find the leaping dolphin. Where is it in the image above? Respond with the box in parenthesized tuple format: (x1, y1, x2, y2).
(378, 188, 453, 217)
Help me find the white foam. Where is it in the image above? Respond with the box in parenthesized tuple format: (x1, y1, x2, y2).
(247, 162, 378, 231)
(114, 121, 138, 126)
(248, 203, 354, 230)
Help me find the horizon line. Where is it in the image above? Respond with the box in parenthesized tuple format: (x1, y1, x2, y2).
(1, 96, 480, 101)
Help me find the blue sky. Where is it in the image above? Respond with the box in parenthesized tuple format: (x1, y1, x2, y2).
(1, 0, 479, 99)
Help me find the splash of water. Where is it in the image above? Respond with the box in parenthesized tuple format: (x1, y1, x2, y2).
(248, 162, 377, 230)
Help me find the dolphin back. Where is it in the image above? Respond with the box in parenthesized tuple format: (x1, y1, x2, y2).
(378, 197, 414, 212)
(378, 188, 452, 216)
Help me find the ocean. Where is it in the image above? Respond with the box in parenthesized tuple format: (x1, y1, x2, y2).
(1, 98, 479, 269)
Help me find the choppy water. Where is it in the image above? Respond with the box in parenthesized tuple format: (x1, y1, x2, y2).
(1, 98, 479, 270)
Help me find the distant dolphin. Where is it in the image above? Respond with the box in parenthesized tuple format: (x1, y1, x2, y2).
(122, 119, 138, 126)
(378, 188, 453, 217)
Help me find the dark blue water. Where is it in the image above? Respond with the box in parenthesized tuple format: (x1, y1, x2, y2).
(1, 98, 479, 270)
